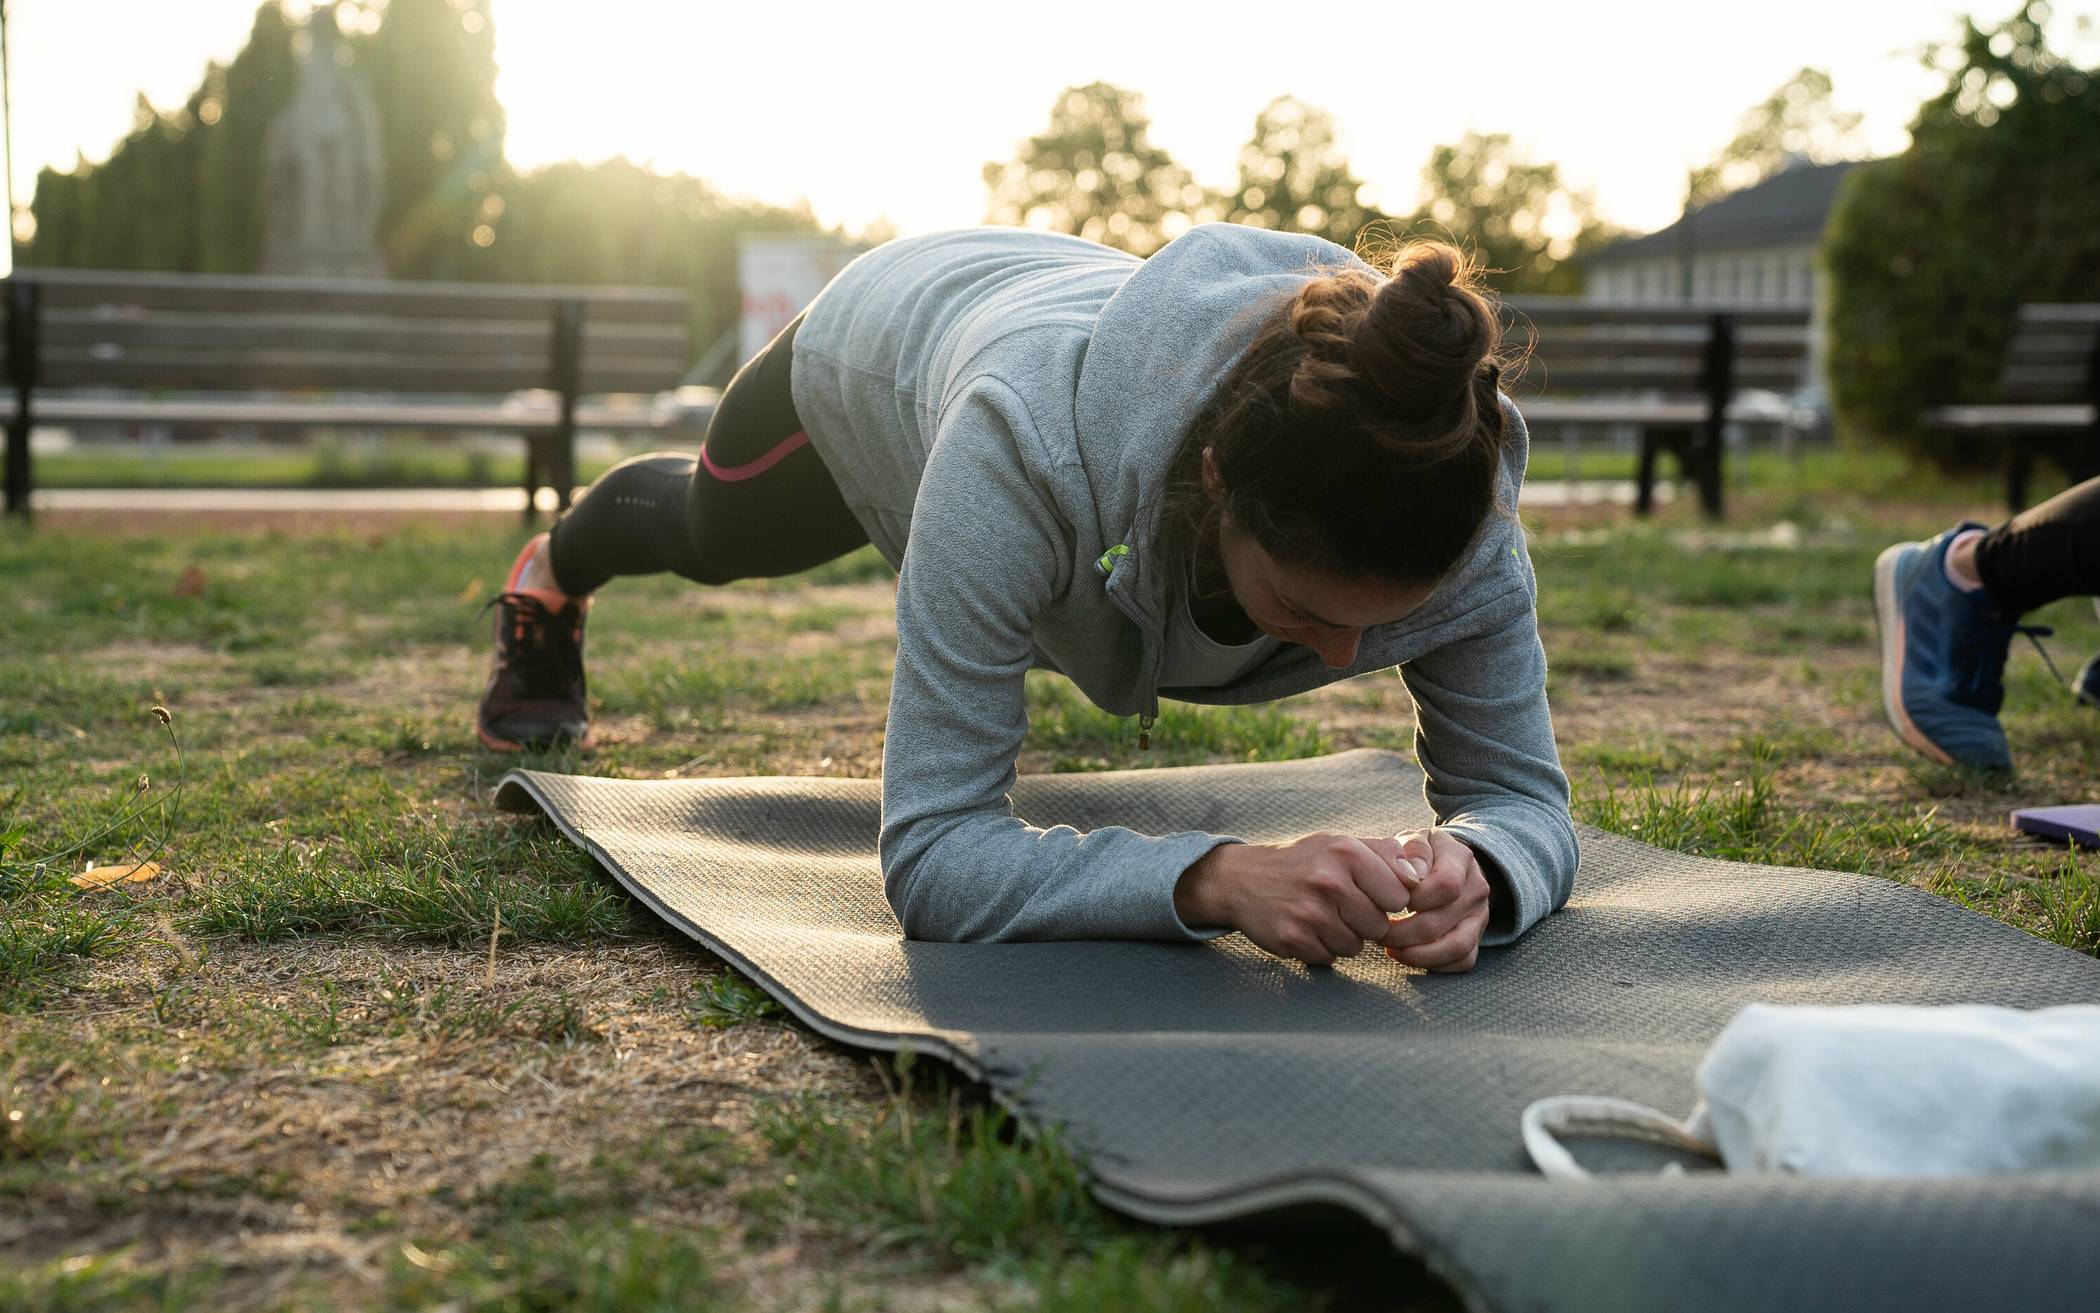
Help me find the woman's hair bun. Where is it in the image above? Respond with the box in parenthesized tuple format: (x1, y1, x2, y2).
(1283, 240, 1503, 463)
(1163, 235, 1513, 588)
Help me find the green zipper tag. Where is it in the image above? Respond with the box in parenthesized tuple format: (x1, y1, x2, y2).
(1096, 543, 1132, 577)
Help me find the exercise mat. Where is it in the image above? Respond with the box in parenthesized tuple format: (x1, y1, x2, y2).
(494, 750, 2100, 1312)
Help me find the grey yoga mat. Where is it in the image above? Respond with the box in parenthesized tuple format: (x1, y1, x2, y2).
(495, 749, 2100, 1313)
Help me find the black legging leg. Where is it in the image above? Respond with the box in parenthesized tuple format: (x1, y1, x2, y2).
(1973, 476, 2100, 617)
(545, 313, 869, 596)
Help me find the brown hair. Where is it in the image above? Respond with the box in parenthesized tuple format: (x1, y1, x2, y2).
(1162, 240, 1512, 586)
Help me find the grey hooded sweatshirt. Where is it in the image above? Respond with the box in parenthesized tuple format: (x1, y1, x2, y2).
(789, 223, 1577, 947)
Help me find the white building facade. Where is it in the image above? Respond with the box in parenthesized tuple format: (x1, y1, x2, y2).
(1579, 159, 1859, 312)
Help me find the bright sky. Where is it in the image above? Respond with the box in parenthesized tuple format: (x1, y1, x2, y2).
(10, 0, 2099, 253)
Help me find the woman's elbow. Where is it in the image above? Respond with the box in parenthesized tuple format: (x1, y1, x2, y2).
(879, 830, 988, 942)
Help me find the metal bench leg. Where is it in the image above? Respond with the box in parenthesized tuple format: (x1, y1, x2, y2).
(549, 299, 583, 518)
(1692, 427, 1725, 519)
(554, 436, 576, 514)
(2005, 443, 2032, 513)
(3, 397, 27, 519)
(1635, 430, 1660, 516)
(1696, 312, 1733, 520)
(5, 281, 39, 520)
(522, 435, 544, 525)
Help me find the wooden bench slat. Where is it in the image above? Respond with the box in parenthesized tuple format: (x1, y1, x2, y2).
(1522, 350, 1809, 377)
(38, 348, 688, 394)
(1514, 323, 1808, 348)
(2001, 342, 2098, 370)
(2015, 304, 2100, 327)
(1517, 398, 1793, 425)
(2001, 365, 2094, 401)
(40, 310, 686, 360)
(1520, 369, 1704, 393)
(17, 268, 690, 325)
(1735, 363, 1811, 388)
(1732, 335, 1813, 360)
(19, 393, 714, 432)
(1928, 403, 2095, 429)
(1502, 300, 1808, 329)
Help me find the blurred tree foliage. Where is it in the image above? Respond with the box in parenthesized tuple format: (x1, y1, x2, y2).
(22, 2, 298, 272)
(1686, 68, 1866, 207)
(1824, 2, 2099, 469)
(486, 159, 821, 358)
(1222, 96, 1385, 249)
(1406, 132, 1619, 294)
(347, 0, 506, 279)
(18, 0, 820, 368)
(987, 88, 1612, 293)
(982, 82, 1219, 256)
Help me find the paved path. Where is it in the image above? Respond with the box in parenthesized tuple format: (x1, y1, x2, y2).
(29, 479, 1669, 514)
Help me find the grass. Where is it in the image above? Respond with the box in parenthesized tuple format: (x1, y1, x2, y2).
(183, 825, 631, 945)
(385, 1222, 726, 1312)
(1574, 747, 1960, 876)
(746, 1063, 1106, 1268)
(4, 462, 2096, 1308)
(1026, 674, 1333, 771)
(743, 1057, 1313, 1307)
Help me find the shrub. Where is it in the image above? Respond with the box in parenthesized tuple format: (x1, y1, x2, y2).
(1823, 3, 2100, 473)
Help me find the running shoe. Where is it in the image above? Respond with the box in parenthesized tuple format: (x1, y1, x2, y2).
(1871, 523, 2016, 770)
(2075, 651, 2100, 710)
(2082, 600, 2100, 710)
(475, 535, 594, 751)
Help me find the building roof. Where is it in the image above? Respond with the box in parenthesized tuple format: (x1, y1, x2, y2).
(1583, 159, 1865, 264)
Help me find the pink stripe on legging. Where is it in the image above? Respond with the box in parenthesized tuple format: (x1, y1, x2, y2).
(699, 429, 810, 483)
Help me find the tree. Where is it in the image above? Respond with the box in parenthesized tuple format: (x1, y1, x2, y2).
(983, 82, 1216, 256)
(342, 0, 506, 279)
(1687, 67, 1866, 207)
(1402, 132, 1617, 294)
(193, 3, 301, 273)
(22, 92, 213, 272)
(1823, 3, 2100, 468)
(1222, 96, 1384, 249)
(21, 0, 502, 278)
(16, 0, 827, 383)
(20, 2, 317, 273)
(485, 158, 823, 375)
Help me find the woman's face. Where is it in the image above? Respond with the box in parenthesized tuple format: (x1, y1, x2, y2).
(1213, 516, 1435, 669)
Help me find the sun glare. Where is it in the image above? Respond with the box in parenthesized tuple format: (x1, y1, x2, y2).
(13, 0, 2100, 245)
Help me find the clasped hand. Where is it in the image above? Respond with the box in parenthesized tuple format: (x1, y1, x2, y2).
(1174, 828, 1492, 972)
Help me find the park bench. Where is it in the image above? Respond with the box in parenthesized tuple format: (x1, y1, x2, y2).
(1925, 303, 2100, 510)
(1498, 299, 1815, 518)
(2, 268, 713, 520)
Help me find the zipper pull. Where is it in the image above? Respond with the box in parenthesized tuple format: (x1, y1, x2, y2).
(1136, 713, 1154, 751)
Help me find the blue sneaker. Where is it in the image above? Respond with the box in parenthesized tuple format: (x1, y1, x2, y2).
(1872, 523, 2016, 770)
(2076, 651, 2100, 710)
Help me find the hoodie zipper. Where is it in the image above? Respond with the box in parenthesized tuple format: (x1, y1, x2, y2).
(1096, 542, 1163, 751)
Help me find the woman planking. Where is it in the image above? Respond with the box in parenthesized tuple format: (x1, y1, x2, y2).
(475, 224, 1578, 972)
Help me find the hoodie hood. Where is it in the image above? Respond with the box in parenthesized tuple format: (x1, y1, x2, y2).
(1070, 224, 1372, 627)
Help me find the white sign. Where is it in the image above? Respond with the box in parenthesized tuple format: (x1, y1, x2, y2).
(738, 235, 861, 362)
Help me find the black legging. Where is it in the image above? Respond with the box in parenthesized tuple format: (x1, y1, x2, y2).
(1974, 477, 2100, 617)
(546, 313, 870, 596)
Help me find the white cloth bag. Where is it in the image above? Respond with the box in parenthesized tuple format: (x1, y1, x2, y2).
(1523, 1003, 2100, 1178)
